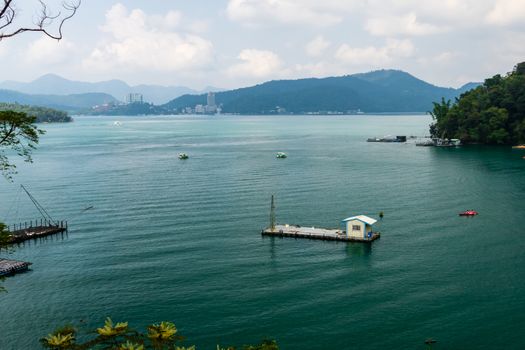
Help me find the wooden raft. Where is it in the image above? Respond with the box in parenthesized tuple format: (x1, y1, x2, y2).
(0, 259, 32, 277)
(262, 225, 380, 243)
(7, 221, 68, 244)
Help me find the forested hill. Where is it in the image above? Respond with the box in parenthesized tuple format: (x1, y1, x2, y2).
(164, 70, 478, 114)
(0, 103, 72, 123)
(0, 89, 117, 112)
(429, 62, 525, 145)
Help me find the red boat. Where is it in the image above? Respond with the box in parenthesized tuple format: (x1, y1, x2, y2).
(459, 210, 478, 216)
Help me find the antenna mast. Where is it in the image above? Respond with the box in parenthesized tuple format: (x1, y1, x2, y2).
(270, 194, 276, 230)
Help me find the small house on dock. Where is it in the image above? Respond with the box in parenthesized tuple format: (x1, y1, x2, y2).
(342, 215, 377, 240)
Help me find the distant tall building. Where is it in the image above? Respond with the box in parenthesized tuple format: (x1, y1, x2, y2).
(205, 92, 217, 113)
(126, 93, 144, 104)
(207, 92, 216, 107)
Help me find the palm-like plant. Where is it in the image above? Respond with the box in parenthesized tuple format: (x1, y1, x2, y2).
(118, 341, 145, 350)
(41, 326, 76, 349)
(147, 321, 177, 341)
(96, 317, 129, 337)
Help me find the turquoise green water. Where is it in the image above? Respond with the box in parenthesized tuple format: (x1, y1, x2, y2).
(1, 115, 525, 349)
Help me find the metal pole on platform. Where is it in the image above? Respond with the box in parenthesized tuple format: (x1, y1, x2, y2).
(270, 195, 276, 231)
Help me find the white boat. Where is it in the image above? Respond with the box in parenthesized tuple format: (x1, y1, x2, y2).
(113, 121, 122, 126)
(178, 153, 189, 160)
(276, 152, 287, 158)
(415, 139, 434, 146)
(434, 138, 461, 147)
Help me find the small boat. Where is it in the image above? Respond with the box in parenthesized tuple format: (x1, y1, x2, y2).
(459, 210, 478, 216)
(367, 135, 406, 143)
(435, 138, 460, 147)
(415, 139, 434, 146)
(513, 145, 525, 149)
(276, 152, 287, 158)
(113, 121, 122, 126)
(178, 153, 189, 160)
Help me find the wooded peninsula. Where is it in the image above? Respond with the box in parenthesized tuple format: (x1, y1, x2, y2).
(0, 103, 72, 123)
(430, 62, 525, 145)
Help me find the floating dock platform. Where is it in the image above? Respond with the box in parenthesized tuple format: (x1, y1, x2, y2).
(7, 220, 68, 244)
(0, 259, 32, 277)
(262, 225, 380, 243)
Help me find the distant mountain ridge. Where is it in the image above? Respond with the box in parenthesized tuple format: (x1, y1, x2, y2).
(0, 74, 223, 105)
(165, 70, 482, 114)
(0, 89, 117, 111)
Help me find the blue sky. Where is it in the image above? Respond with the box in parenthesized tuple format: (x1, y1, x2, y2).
(1, 0, 525, 89)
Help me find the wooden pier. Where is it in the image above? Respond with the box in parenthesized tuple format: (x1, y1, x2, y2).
(6, 219, 68, 244)
(262, 225, 380, 243)
(0, 259, 32, 277)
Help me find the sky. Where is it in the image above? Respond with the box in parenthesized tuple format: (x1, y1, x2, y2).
(1, 0, 525, 89)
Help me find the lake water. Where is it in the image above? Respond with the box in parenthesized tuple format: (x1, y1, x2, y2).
(1, 115, 525, 349)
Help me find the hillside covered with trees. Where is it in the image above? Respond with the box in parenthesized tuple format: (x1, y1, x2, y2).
(430, 62, 525, 145)
(0, 103, 72, 123)
(165, 70, 477, 114)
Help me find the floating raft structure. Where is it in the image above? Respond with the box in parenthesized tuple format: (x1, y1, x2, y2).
(0, 259, 32, 277)
(262, 224, 380, 243)
(262, 196, 381, 243)
(7, 220, 68, 244)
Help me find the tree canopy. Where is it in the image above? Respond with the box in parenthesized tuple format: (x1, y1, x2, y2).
(0, 110, 44, 180)
(430, 62, 525, 145)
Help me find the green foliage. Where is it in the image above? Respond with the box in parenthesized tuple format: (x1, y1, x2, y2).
(0, 109, 45, 180)
(242, 339, 279, 350)
(40, 319, 278, 350)
(429, 62, 525, 145)
(0, 103, 72, 123)
(429, 97, 451, 137)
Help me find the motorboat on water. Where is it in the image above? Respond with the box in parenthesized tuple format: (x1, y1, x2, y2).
(367, 135, 407, 143)
(276, 152, 287, 158)
(178, 153, 189, 160)
(415, 138, 434, 146)
(459, 210, 478, 216)
(435, 138, 462, 147)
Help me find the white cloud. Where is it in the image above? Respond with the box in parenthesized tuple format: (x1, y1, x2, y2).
(188, 20, 210, 34)
(486, 0, 525, 25)
(25, 37, 76, 65)
(366, 12, 445, 36)
(305, 36, 331, 57)
(227, 49, 284, 78)
(226, 0, 356, 26)
(294, 61, 344, 78)
(335, 39, 414, 66)
(83, 3, 213, 73)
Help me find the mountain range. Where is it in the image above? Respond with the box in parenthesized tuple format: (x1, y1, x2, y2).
(0, 89, 117, 111)
(0, 70, 481, 114)
(165, 70, 480, 114)
(0, 74, 222, 105)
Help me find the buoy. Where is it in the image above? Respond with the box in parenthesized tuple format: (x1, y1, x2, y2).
(379, 211, 384, 219)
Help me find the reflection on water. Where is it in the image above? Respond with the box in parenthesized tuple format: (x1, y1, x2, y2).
(345, 242, 372, 257)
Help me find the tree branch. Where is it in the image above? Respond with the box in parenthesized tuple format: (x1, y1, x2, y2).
(0, 0, 81, 41)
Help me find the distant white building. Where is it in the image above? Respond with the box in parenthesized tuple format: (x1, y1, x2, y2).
(207, 92, 216, 107)
(126, 93, 144, 104)
(341, 215, 377, 240)
(195, 104, 205, 114)
(206, 92, 217, 113)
